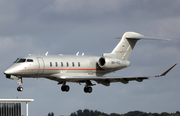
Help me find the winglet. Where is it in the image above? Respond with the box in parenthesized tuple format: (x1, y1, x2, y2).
(155, 63, 177, 77)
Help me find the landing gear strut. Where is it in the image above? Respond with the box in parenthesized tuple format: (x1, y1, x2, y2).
(61, 82, 70, 92)
(17, 77, 23, 92)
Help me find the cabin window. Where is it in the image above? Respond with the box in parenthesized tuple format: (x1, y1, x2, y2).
(27, 59, 33, 62)
(67, 62, 69, 67)
(61, 62, 63, 67)
(55, 62, 58, 67)
(50, 62, 52, 67)
(72, 62, 75, 67)
(78, 62, 80, 67)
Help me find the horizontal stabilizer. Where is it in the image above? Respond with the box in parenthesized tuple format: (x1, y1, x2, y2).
(116, 32, 169, 41)
(126, 36, 170, 41)
(125, 32, 169, 41)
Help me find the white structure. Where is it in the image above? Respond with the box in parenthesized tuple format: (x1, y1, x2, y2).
(0, 99, 34, 116)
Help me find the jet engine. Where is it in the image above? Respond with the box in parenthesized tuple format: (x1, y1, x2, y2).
(98, 57, 130, 69)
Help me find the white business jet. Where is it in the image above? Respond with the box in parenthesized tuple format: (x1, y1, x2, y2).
(4, 32, 177, 93)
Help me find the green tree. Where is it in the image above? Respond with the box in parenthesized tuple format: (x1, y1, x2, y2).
(148, 114, 154, 116)
(125, 111, 144, 116)
(110, 113, 121, 116)
(70, 109, 109, 116)
(48, 112, 54, 116)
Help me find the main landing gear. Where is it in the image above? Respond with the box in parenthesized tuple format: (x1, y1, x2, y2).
(84, 86, 93, 93)
(61, 82, 70, 92)
(61, 85, 92, 93)
(84, 80, 94, 93)
(17, 77, 23, 92)
(60, 81, 94, 93)
(61, 85, 70, 92)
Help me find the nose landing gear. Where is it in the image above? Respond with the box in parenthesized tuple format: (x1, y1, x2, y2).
(17, 77, 23, 92)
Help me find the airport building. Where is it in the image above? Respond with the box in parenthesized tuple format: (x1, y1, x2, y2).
(0, 99, 34, 116)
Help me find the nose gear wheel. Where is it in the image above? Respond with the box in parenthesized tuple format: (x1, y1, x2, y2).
(17, 86, 23, 92)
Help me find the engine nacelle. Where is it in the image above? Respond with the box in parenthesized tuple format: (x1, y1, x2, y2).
(98, 57, 130, 69)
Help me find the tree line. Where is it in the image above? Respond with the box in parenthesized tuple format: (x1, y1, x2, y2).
(47, 109, 180, 116)
(69, 109, 180, 116)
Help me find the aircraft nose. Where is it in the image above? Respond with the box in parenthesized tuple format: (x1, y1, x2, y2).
(4, 69, 11, 75)
(4, 67, 14, 75)
(4, 68, 18, 80)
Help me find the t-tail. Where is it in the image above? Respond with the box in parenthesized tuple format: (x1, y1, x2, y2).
(103, 32, 169, 60)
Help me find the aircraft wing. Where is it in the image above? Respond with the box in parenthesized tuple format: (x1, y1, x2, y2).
(47, 63, 177, 86)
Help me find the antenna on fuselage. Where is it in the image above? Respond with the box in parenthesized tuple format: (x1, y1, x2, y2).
(76, 52, 79, 56)
(45, 51, 48, 56)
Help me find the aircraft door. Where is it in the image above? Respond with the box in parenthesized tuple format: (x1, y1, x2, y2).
(37, 57, 44, 75)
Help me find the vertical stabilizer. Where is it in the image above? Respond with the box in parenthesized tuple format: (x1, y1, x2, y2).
(103, 32, 143, 60)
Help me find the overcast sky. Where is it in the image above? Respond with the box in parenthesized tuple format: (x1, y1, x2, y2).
(0, 0, 180, 116)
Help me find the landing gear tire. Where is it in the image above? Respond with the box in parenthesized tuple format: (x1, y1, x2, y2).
(61, 85, 70, 92)
(84, 87, 92, 93)
(17, 86, 23, 92)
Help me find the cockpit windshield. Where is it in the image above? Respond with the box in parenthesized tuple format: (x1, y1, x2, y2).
(14, 58, 19, 63)
(17, 59, 26, 63)
(14, 58, 33, 63)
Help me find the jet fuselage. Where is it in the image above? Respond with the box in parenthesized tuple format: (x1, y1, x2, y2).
(4, 55, 130, 79)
